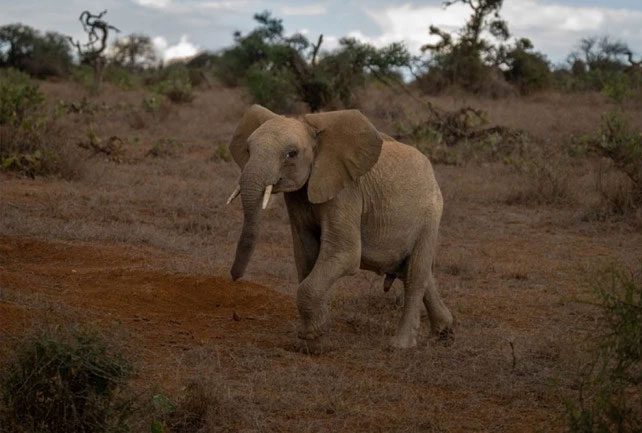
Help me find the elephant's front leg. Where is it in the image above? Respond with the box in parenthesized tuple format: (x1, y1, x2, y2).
(296, 207, 361, 341)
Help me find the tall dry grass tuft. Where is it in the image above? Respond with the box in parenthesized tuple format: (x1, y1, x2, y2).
(0, 325, 135, 433)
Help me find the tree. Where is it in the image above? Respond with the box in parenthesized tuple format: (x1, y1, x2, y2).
(68, 10, 120, 91)
(418, 0, 532, 93)
(419, 0, 513, 93)
(500, 38, 551, 94)
(217, 11, 411, 111)
(110, 33, 157, 70)
(0, 24, 73, 77)
(569, 36, 631, 72)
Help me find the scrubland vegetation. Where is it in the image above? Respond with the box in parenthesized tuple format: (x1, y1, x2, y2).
(1, 1, 641, 432)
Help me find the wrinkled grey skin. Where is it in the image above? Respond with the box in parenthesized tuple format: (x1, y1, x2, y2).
(228, 105, 453, 348)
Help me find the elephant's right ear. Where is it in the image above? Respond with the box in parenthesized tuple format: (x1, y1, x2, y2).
(229, 105, 278, 169)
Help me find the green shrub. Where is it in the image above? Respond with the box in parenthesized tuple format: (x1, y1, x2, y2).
(147, 137, 182, 158)
(595, 110, 642, 206)
(0, 68, 44, 125)
(148, 67, 194, 104)
(213, 142, 232, 162)
(0, 326, 134, 433)
(104, 65, 141, 90)
(245, 64, 296, 112)
(503, 39, 552, 94)
(566, 263, 642, 432)
(0, 69, 82, 178)
(602, 73, 632, 104)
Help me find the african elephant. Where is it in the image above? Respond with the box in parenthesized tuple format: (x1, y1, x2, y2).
(226, 104, 453, 348)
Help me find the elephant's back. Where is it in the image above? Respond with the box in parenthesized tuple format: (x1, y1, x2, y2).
(365, 139, 440, 206)
(357, 139, 442, 271)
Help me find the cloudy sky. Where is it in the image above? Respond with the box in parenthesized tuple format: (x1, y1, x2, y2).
(2, 0, 641, 65)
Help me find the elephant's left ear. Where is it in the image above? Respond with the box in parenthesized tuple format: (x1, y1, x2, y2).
(229, 104, 278, 169)
(304, 110, 383, 204)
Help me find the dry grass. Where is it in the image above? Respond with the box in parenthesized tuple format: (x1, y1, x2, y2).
(1, 80, 642, 432)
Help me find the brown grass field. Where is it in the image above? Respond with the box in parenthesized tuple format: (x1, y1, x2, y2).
(1, 79, 642, 432)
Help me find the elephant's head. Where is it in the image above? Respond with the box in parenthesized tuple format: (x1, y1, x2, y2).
(227, 104, 383, 280)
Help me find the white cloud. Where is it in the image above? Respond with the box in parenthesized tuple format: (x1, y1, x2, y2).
(282, 4, 327, 16)
(133, 0, 252, 13)
(133, 0, 172, 8)
(358, 0, 642, 62)
(153, 35, 199, 62)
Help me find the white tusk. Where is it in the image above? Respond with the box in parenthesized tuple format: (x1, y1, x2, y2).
(226, 185, 241, 205)
(261, 184, 273, 209)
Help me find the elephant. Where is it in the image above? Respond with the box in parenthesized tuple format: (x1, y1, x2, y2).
(226, 104, 453, 348)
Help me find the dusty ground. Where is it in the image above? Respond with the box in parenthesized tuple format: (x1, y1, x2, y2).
(1, 81, 641, 432)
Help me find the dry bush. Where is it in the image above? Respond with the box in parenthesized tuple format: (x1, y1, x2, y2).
(566, 263, 642, 433)
(505, 150, 574, 206)
(77, 127, 125, 163)
(1, 122, 85, 179)
(0, 325, 134, 433)
(151, 379, 246, 433)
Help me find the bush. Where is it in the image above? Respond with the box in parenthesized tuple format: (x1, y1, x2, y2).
(147, 66, 194, 104)
(503, 39, 552, 94)
(146, 137, 182, 158)
(245, 64, 296, 112)
(595, 110, 642, 206)
(0, 68, 44, 125)
(505, 151, 573, 206)
(150, 379, 245, 433)
(0, 326, 134, 433)
(0, 69, 83, 178)
(566, 264, 642, 432)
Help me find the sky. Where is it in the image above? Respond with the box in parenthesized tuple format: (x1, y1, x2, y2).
(1, 0, 642, 65)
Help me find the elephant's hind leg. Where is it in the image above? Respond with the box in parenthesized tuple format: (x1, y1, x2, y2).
(391, 228, 453, 348)
(423, 236, 453, 338)
(390, 231, 431, 348)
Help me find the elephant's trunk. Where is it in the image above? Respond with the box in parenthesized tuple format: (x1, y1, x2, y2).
(230, 163, 275, 281)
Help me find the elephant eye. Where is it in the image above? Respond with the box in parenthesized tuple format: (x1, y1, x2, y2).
(285, 149, 298, 159)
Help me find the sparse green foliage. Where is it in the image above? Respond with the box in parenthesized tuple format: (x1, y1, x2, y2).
(566, 264, 642, 433)
(141, 94, 164, 114)
(0, 326, 134, 433)
(214, 142, 232, 162)
(148, 66, 194, 103)
(147, 137, 181, 157)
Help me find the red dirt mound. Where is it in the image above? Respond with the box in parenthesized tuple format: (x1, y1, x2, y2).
(0, 236, 296, 355)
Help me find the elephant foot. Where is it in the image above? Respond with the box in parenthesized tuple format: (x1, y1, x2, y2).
(432, 327, 454, 345)
(297, 318, 328, 341)
(429, 309, 454, 338)
(389, 333, 417, 349)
